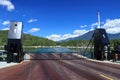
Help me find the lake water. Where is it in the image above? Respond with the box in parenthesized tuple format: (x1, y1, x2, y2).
(27, 47, 77, 53)
(26, 47, 93, 58)
(0, 47, 93, 60)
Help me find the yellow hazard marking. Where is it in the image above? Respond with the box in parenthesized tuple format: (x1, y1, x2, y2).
(20, 61, 23, 64)
(100, 74, 114, 80)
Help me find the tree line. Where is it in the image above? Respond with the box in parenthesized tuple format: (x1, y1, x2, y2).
(0, 30, 120, 47)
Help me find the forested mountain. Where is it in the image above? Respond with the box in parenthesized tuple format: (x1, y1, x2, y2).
(64, 30, 120, 41)
(60, 30, 120, 47)
(0, 30, 120, 47)
(0, 30, 57, 46)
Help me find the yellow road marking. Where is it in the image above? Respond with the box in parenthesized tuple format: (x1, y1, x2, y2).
(100, 74, 114, 80)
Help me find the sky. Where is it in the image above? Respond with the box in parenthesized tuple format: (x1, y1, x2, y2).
(0, 0, 120, 41)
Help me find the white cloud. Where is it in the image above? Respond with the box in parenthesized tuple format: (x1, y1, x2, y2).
(2, 20, 10, 25)
(1, 27, 9, 30)
(28, 19, 38, 23)
(91, 22, 98, 27)
(46, 33, 75, 41)
(28, 28, 40, 32)
(73, 29, 88, 36)
(47, 18, 120, 41)
(46, 34, 62, 41)
(62, 34, 73, 39)
(101, 19, 120, 34)
(80, 25, 87, 28)
(46, 29, 88, 41)
(90, 23, 97, 31)
(0, 0, 15, 11)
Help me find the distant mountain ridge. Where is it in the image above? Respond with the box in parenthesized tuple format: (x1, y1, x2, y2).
(64, 30, 120, 41)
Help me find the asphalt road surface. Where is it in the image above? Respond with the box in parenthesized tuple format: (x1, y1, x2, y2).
(0, 53, 120, 80)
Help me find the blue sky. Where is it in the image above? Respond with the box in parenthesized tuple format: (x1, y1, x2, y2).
(0, 0, 120, 41)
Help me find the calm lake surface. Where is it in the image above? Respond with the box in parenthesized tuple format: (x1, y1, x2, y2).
(0, 47, 93, 59)
(26, 47, 77, 53)
(25, 47, 93, 58)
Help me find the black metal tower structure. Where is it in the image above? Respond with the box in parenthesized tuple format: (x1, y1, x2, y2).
(5, 22, 24, 63)
(94, 28, 110, 60)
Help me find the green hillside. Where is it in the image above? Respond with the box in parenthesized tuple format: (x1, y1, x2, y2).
(0, 30, 56, 46)
(0, 30, 8, 45)
(0, 30, 119, 47)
